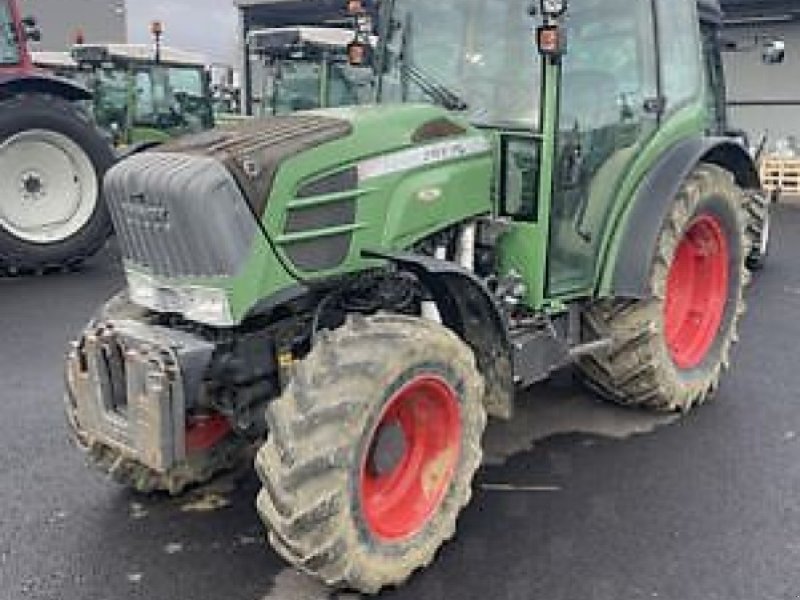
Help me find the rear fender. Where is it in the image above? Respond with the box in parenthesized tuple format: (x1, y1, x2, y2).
(607, 137, 758, 299)
(0, 72, 91, 102)
(364, 250, 515, 420)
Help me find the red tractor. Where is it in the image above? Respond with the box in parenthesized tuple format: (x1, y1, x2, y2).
(0, 0, 114, 274)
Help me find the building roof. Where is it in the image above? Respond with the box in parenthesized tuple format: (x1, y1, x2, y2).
(721, 0, 800, 19)
(234, 0, 377, 28)
(233, 0, 799, 28)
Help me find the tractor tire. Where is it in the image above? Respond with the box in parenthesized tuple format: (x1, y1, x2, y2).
(745, 190, 770, 271)
(579, 163, 748, 413)
(0, 93, 115, 276)
(256, 313, 486, 594)
(64, 292, 246, 495)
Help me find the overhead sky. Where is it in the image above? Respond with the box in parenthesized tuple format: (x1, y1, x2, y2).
(126, 0, 239, 64)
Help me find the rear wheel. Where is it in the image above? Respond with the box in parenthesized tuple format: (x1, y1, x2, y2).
(0, 94, 115, 276)
(579, 164, 748, 412)
(256, 314, 486, 593)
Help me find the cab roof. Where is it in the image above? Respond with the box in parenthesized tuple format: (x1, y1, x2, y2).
(32, 51, 78, 70)
(71, 44, 207, 67)
(248, 26, 355, 53)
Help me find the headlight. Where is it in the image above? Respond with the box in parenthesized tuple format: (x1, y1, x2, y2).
(126, 271, 234, 328)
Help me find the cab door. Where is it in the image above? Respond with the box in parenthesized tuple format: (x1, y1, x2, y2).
(546, 0, 659, 297)
(700, 21, 728, 136)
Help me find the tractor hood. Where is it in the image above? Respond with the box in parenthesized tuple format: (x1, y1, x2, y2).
(104, 104, 494, 327)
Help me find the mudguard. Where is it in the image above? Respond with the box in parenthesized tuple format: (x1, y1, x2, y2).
(364, 250, 515, 420)
(609, 136, 759, 299)
(0, 71, 91, 101)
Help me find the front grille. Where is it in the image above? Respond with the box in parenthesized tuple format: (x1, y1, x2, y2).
(104, 153, 261, 279)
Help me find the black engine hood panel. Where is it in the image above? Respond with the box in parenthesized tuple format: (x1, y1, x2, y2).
(157, 114, 353, 215)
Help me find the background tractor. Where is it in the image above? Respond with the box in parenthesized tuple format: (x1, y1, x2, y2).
(0, 0, 114, 275)
(70, 43, 214, 147)
(249, 25, 372, 115)
(64, 0, 771, 593)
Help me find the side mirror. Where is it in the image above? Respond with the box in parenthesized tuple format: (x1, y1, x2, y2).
(540, 0, 568, 19)
(345, 0, 374, 68)
(21, 16, 41, 42)
(763, 39, 786, 65)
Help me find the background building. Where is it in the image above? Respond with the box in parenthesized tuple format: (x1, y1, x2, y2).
(21, 0, 127, 50)
(722, 0, 800, 149)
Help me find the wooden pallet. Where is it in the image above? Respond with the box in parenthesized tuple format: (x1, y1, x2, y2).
(761, 157, 800, 197)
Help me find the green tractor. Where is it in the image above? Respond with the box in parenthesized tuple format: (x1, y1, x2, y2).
(249, 26, 372, 115)
(65, 0, 771, 593)
(70, 43, 214, 146)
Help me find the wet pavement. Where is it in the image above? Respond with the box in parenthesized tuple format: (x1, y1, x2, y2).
(2, 205, 800, 600)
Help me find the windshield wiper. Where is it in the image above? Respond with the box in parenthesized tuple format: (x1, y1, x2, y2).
(397, 12, 468, 112)
(402, 63, 469, 112)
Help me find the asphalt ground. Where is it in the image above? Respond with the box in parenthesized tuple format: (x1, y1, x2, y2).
(1, 205, 800, 600)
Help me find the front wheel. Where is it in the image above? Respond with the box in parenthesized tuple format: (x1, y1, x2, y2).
(256, 314, 486, 594)
(579, 163, 748, 412)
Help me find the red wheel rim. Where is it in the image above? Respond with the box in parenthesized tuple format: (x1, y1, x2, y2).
(359, 375, 462, 542)
(664, 214, 730, 369)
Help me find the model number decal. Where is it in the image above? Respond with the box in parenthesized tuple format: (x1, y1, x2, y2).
(357, 136, 491, 181)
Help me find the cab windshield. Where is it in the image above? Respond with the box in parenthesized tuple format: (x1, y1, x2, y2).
(0, 0, 20, 65)
(93, 67, 129, 131)
(133, 65, 212, 131)
(378, 0, 541, 129)
(267, 59, 365, 115)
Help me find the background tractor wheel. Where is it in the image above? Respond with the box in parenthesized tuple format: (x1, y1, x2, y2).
(0, 94, 115, 276)
(64, 292, 247, 495)
(256, 313, 486, 594)
(579, 163, 748, 413)
(745, 190, 770, 271)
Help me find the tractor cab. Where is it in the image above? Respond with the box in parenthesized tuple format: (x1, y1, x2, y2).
(249, 26, 371, 115)
(71, 43, 214, 146)
(373, 0, 764, 302)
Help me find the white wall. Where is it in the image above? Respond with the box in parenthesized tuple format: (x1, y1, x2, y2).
(724, 19, 800, 146)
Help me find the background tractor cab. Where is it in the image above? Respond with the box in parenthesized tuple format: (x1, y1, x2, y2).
(71, 42, 214, 146)
(249, 26, 372, 116)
